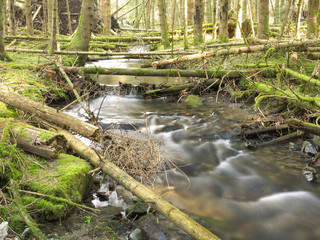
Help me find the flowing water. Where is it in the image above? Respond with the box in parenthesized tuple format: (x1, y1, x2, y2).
(65, 57, 320, 240)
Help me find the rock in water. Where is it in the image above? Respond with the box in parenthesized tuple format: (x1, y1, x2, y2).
(0, 221, 8, 240)
(301, 141, 317, 156)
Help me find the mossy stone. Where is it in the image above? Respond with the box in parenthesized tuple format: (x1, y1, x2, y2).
(185, 95, 203, 107)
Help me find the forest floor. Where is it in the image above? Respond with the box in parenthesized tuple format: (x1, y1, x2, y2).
(1, 32, 320, 239)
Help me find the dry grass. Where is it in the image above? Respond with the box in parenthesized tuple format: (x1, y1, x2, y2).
(100, 121, 170, 186)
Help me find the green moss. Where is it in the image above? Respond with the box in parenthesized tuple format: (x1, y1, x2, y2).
(0, 102, 18, 118)
(185, 95, 203, 107)
(38, 131, 54, 142)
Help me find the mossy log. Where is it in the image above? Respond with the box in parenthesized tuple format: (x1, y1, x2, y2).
(58, 129, 221, 240)
(288, 119, 320, 135)
(0, 118, 66, 159)
(283, 68, 320, 87)
(241, 124, 289, 138)
(0, 90, 100, 140)
(259, 131, 304, 146)
(252, 82, 320, 112)
(63, 66, 276, 79)
(152, 39, 320, 67)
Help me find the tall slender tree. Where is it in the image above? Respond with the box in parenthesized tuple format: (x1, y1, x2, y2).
(257, 0, 269, 39)
(187, 0, 194, 26)
(25, 0, 34, 35)
(8, 0, 15, 35)
(219, 0, 229, 42)
(194, 0, 204, 44)
(0, 0, 11, 61)
(295, 0, 303, 39)
(69, 0, 94, 65)
(212, 0, 217, 39)
(184, 0, 189, 49)
(158, 0, 170, 48)
(235, 0, 243, 39)
(307, 0, 319, 38)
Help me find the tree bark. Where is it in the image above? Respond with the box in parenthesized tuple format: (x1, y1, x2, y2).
(8, 0, 15, 36)
(65, 0, 72, 34)
(103, 0, 112, 35)
(257, 0, 269, 39)
(58, 129, 221, 240)
(0, 90, 100, 140)
(307, 0, 319, 38)
(288, 119, 320, 136)
(235, 0, 243, 39)
(0, 0, 11, 61)
(184, 0, 189, 49)
(3, 0, 7, 35)
(295, 0, 303, 39)
(25, 0, 34, 35)
(0, 118, 67, 159)
(42, 0, 48, 37)
(219, 0, 229, 42)
(194, 0, 204, 44)
(212, 0, 217, 39)
(69, 0, 94, 65)
(158, 0, 170, 48)
(47, 0, 53, 35)
(48, 0, 57, 56)
(187, 0, 194, 26)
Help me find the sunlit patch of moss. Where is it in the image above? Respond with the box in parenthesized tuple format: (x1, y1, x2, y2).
(185, 95, 203, 107)
(0, 102, 18, 118)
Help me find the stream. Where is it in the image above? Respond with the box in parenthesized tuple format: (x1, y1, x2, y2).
(65, 57, 320, 240)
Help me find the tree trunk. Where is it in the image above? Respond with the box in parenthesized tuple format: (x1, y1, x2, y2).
(59, 129, 221, 240)
(104, 0, 111, 35)
(219, 0, 229, 42)
(158, 0, 170, 48)
(307, 0, 319, 38)
(0, 0, 11, 61)
(146, 0, 152, 29)
(3, 0, 6, 35)
(235, 0, 243, 39)
(47, 0, 53, 36)
(8, 0, 15, 36)
(243, 0, 248, 20)
(212, 0, 217, 39)
(187, 0, 194, 26)
(0, 119, 67, 159)
(65, 0, 72, 34)
(25, 0, 34, 35)
(295, 0, 303, 39)
(257, 0, 269, 39)
(42, 0, 48, 37)
(288, 119, 320, 136)
(194, 0, 204, 44)
(274, 0, 280, 24)
(0, 90, 100, 140)
(184, 0, 189, 49)
(69, 0, 94, 65)
(48, 0, 57, 56)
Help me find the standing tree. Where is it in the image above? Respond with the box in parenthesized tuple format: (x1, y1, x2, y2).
(0, 0, 11, 61)
(194, 0, 204, 44)
(307, 0, 319, 38)
(257, 0, 269, 39)
(235, 0, 243, 39)
(212, 0, 217, 39)
(69, 0, 94, 65)
(48, 0, 57, 56)
(187, 0, 194, 26)
(278, 0, 293, 39)
(184, 0, 189, 49)
(219, 0, 229, 42)
(8, 0, 16, 35)
(158, 0, 170, 48)
(25, 0, 34, 35)
(42, 0, 48, 37)
(295, 0, 303, 39)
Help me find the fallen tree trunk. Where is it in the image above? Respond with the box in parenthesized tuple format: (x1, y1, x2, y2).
(152, 40, 320, 68)
(241, 124, 289, 138)
(259, 131, 304, 146)
(251, 82, 320, 112)
(282, 68, 320, 87)
(58, 129, 221, 240)
(0, 118, 66, 159)
(0, 90, 100, 140)
(287, 119, 320, 135)
(63, 66, 276, 79)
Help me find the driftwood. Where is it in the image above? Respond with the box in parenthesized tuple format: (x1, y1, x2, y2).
(152, 39, 320, 68)
(259, 130, 304, 146)
(241, 124, 289, 138)
(0, 119, 66, 159)
(0, 90, 100, 140)
(288, 119, 320, 135)
(58, 129, 221, 240)
(63, 66, 276, 79)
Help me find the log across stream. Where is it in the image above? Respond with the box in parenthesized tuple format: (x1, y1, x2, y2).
(63, 58, 320, 240)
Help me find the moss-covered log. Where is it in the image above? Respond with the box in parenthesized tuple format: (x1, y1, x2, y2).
(0, 90, 100, 140)
(63, 66, 276, 79)
(152, 39, 320, 67)
(0, 118, 66, 159)
(58, 129, 221, 240)
(282, 68, 320, 87)
(288, 119, 320, 135)
(251, 82, 320, 112)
